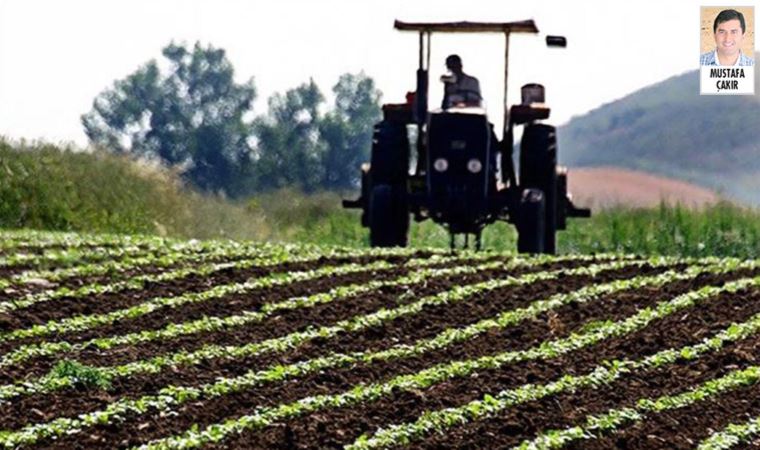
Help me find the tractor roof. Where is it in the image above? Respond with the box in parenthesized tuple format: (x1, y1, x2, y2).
(394, 20, 538, 34)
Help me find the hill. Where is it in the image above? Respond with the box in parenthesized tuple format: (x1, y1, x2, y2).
(0, 139, 263, 240)
(567, 166, 719, 209)
(558, 55, 760, 205)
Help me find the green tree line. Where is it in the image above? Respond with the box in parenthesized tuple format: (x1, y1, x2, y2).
(82, 42, 382, 197)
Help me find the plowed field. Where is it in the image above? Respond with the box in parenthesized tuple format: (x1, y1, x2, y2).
(1, 230, 759, 449)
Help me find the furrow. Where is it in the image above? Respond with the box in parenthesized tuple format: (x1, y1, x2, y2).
(346, 287, 760, 449)
(0, 252, 514, 377)
(0, 259, 663, 447)
(516, 367, 760, 450)
(0, 255, 630, 427)
(132, 272, 760, 449)
(0, 260, 397, 369)
(0, 260, 399, 345)
(0, 238, 270, 292)
(0, 243, 408, 323)
(699, 415, 760, 450)
(0, 259, 701, 442)
(0, 256, 501, 400)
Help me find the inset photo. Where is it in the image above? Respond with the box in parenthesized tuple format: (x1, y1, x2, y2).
(700, 6, 755, 94)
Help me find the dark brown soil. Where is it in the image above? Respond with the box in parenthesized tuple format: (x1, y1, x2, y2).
(28, 266, 755, 449)
(0, 259, 654, 430)
(569, 383, 760, 450)
(0, 252, 421, 345)
(0, 257, 575, 383)
(5, 252, 758, 450)
(207, 277, 760, 450)
(420, 327, 760, 449)
(0, 247, 286, 306)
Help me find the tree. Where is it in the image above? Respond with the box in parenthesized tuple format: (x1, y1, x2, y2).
(319, 72, 382, 190)
(82, 42, 256, 196)
(251, 79, 326, 192)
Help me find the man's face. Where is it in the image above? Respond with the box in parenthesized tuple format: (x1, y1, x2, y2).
(714, 19, 745, 58)
(446, 61, 463, 75)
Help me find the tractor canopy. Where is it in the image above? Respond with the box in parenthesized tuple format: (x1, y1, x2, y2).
(393, 20, 539, 34)
(392, 20, 560, 136)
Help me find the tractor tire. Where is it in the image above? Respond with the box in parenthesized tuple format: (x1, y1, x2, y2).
(517, 188, 546, 254)
(520, 124, 558, 254)
(369, 184, 409, 247)
(556, 167, 568, 230)
(370, 121, 409, 186)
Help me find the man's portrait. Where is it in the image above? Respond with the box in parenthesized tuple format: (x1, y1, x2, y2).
(700, 7, 754, 66)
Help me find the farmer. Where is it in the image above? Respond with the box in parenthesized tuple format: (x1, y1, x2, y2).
(441, 54, 483, 108)
(700, 9, 754, 66)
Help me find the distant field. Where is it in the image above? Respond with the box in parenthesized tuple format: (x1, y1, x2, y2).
(1, 230, 760, 449)
(568, 166, 719, 209)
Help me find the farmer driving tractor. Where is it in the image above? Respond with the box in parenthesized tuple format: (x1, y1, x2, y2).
(441, 54, 482, 108)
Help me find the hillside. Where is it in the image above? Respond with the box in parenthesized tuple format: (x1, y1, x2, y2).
(0, 139, 263, 240)
(558, 54, 760, 205)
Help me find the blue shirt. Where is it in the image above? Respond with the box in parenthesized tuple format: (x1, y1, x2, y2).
(700, 50, 754, 66)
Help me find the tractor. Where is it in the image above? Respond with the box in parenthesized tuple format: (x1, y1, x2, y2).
(343, 20, 590, 253)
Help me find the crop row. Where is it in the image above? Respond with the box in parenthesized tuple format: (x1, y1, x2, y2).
(0, 251, 509, 369)
(0, 239, 433, 315)
(0, 230, 239, 270)
(0, 230, 437, 276)
(0, 251, 609, 371)
(0, 230, 180, 252)
(0, 257, 690, 447)
(130, 268, 760, 449)
(0, 238, 278, 291)
(0, 259, 401, 343)
(341, 270, 760, 449)
(0, 254, 610, 400)
(356, 310, 760, 450)
(515, 363, 760, 449)
(0, 242, 290, 313)
(1, 238, 747, 449)
(0, 241, 171, 271)
(699, 414, 760, 450)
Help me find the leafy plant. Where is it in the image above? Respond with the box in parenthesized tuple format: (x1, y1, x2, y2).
(48, 360, 112, 390)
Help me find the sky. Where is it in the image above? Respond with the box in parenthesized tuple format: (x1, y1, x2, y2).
(0, 0, 754, 146)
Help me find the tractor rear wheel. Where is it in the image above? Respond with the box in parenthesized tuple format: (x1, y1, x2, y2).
(520, 124, 558, 254)
(517, 188, 546, 254)
(369, 184, 409, 247)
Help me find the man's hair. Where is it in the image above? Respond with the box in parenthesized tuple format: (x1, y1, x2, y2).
(445, 54, 462, 66)
(713, 9, 746, 34)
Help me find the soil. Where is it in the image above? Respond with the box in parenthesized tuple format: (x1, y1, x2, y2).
(569, 166, 720, 209)
(0, 259, 658, 431)
(3, 251, 759, 450)
(0, 256, 578, 382)
(0, 252, 421, 343)
(0, 246, 286, 306)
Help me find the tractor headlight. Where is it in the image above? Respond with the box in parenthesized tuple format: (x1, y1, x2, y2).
(467, 158, 483, 174)
(433, 158, 449, 172)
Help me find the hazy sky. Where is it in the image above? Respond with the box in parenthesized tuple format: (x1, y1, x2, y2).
(0, 0, 753, 146)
